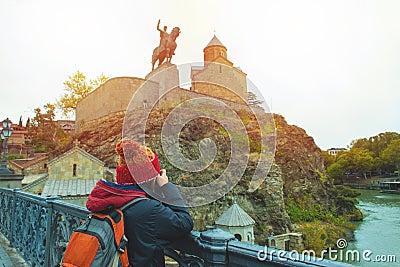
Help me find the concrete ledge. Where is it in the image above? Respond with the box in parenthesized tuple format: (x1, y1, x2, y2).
(0, 174, 24, 189)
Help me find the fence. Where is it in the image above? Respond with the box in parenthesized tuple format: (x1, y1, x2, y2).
(0, 188, 352, 267)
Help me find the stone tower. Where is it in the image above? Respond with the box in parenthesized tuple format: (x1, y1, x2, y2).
(214, 199, 255, 244)
(191, 35, 248, 103)
(203, 35, 232, 66)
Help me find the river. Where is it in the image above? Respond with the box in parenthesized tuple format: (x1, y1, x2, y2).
(344, 189, 400, 266)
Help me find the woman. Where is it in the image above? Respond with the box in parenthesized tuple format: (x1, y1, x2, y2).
(86, 139, 193, 267)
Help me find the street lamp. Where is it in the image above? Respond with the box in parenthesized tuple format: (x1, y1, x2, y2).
(0, 118, 13, 175)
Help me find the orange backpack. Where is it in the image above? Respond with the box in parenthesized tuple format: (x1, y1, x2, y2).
(61, 198, 144, 267)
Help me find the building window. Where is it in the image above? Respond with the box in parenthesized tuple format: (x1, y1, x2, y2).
(73, 164, 77, 176)
(247, 232, 252, 242)
(234, 234, 242, 241)
(270, 239, 276, 247)
(285, 240, 290, 251)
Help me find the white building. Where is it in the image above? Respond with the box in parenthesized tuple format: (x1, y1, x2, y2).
(327, 147, 347, 156)
(214, 199, 255, 244)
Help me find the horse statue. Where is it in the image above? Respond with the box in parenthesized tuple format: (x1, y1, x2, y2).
(152, 26, 181, 71)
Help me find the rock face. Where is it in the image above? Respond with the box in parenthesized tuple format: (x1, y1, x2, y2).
(273, 114, 336, 208)
(65, 110, 353, 245)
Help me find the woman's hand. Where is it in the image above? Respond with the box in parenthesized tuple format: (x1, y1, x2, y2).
(157, 169, 168, 187)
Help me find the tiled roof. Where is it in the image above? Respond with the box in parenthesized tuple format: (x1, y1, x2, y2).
(205, 35, 225, 48)
(215, 202, 255, 227)
(10, 154, 48, 169)
(42, 179, 97, 197)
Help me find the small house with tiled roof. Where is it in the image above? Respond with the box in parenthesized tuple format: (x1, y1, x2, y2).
(214, 199, 255, 244)
(8, 153, 48, 176)
(41, 146, 106, 206)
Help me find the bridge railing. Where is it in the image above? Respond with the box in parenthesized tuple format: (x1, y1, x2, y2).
(0, 188, 351, 267)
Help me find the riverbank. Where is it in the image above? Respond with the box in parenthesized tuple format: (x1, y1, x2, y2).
(341, 176, 400, 192)
(287, 185, 362, 255)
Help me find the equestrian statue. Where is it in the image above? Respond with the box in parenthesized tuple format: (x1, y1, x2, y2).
(152, 20, 181, 71)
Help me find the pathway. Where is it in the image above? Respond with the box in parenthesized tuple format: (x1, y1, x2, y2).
(0, 232, 29, 267)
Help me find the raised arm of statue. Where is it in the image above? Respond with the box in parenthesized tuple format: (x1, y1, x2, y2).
(157, 19, 165, 33)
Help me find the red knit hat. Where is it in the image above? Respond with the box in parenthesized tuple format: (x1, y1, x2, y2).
(115, 139, 160, 184)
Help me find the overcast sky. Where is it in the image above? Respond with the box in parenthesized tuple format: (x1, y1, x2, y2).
(0, 0, 399, 150)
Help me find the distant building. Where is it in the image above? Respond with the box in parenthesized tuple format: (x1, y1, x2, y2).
(327, 147, 347, 156)
(8, 124, 26, 146)
(56, 120, 75, 134)
(8, 153, 48, 176)
(214, 199, 255, 244)
(6, 124, 33, 154)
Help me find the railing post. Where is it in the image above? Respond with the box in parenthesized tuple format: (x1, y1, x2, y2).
(199, 228, 235, 266)
(45, 196, 60, 267)
(9, 188, 21, 247)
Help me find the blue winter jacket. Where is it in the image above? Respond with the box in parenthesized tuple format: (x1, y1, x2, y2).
(123, 183, 193, 267)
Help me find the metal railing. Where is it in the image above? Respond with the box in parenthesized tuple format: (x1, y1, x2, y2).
(0, 188, 352, 267)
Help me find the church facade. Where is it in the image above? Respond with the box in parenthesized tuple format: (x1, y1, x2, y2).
(191, 35, 247, 103)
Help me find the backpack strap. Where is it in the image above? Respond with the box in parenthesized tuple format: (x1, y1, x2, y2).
(120, 197, 147, 211)
(117, 197, 147, 267)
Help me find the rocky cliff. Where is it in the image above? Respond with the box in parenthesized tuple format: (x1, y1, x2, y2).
(62, 109, 358, 245)
(274, 114, 334, 209)
(273, 114, 360, 219)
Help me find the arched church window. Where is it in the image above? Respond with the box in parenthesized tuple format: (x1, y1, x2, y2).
(247, 232, 252, 242)
(73, 164, 77, 176)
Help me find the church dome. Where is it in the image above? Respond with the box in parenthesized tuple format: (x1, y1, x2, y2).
(215, 201, 255, 227)
(205, 34, 226, 48)
(203, 35, 228, 63)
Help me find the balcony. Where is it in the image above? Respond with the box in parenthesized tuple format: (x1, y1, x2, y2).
(0, 188, 352, 266)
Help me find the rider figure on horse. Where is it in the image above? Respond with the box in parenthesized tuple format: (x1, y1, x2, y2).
(152, 20, 181, 70)
(157, 19, 169, 55)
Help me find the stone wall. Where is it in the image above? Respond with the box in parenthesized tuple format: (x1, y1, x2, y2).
(48, 149, 104, 180)
(76, 77, 159, 132)
(268, 232, 304, 251)
(24, 159, 48, 175)
(191, 62, 247, 102)
(191, 82, 246, 103)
